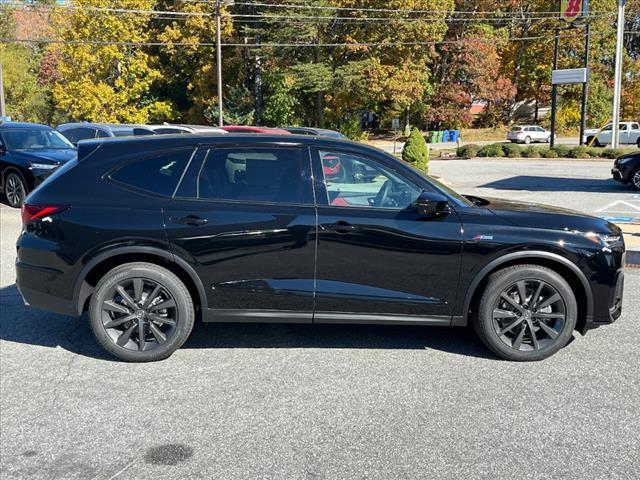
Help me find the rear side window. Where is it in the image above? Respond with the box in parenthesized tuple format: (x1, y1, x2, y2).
(61, 128, 97, 143)
(110, 149, 194, 196)
(197, 147, 311, 204)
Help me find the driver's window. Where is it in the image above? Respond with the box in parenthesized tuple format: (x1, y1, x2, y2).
(318, 150, 421, 209)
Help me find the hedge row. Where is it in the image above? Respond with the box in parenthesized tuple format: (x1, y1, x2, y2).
(456, 143, 629, 159)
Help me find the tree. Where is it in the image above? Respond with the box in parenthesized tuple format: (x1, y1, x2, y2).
(402, 127, 429, 173)
(51, 0, 172, 123)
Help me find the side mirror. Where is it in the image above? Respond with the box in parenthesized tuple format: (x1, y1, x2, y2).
(416, 191, 451, 218)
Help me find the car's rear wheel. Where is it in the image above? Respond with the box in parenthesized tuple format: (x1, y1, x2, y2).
(473, 265, 577, 361)
(89, 262, 194, 362)
(4, 171, 27, 208)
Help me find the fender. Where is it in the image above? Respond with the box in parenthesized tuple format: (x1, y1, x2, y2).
(72, 245, 207, 314)
(461, 250, 594, 323)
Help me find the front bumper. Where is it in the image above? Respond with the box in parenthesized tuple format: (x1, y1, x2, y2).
(611, 166, 623, 182)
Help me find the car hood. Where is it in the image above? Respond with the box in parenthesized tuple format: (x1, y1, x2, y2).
(477, 196, 621, 234)
(584, 128, 600, 135)
(9, 149, 77, 165)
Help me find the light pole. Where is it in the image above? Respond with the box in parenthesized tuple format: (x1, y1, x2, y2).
(0, 57, 6, 117)
(611, 0, 625, 148)
(215, 0, 224, 127)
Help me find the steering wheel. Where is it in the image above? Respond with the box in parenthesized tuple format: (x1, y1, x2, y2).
(375, 179, 392, 207)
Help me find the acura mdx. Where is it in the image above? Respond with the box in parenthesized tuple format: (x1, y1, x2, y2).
(16, 135, 625, 362)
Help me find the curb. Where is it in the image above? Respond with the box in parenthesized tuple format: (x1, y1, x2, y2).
(625, 251, 640, 268)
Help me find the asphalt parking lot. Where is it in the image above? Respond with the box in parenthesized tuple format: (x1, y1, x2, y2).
(1, 158, 639, 479)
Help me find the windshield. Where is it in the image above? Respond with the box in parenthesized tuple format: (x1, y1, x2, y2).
(2, 128, 75, 150)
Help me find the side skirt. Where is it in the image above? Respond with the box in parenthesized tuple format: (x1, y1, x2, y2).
(203, 308, 456, 326)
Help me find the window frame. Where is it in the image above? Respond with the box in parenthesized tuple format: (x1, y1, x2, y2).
(172, 143, 315, 207)
(106, 147, 197, 198)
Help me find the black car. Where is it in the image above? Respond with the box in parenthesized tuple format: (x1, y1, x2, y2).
(283, 127, 347, 139)
(0, 121, 77, 208)
(56, 122, 157, 145)
(16, 135, 625, 362)
(611, 151, 640, 190)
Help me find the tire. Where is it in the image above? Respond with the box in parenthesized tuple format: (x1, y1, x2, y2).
(524, 136, 531, 145)
(630, 168, 640, 191)
(473, 264, 577, 361)
(89, 262, 195, 362)
(637, 138, 640, 149)
(4, 171, 28, 208)
(586, 136, 595, 146)
(594, 138, 601, 148)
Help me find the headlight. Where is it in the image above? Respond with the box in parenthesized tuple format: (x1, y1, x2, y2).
(29, 163, 58, 170)
(584, 232, 624, 249)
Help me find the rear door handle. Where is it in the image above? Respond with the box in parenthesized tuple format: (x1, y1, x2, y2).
(324, 221, 356, 234)
(172, 215, 208, 226)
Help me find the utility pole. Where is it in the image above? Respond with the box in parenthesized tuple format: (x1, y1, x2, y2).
(0, 57, 6, 117)
(611, 0, 625, 148)
(215, 0, 224, 127)
(550, 28, 560, 149)
(579, 23, 590, 146)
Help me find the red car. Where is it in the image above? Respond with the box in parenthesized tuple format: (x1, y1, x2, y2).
(221, 126, 292, 134)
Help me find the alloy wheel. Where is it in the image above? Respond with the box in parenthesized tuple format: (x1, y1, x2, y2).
(100, 277, 178, 352)
(633, 170, 640, 190)
(5, 173, 25, 207)
(491, 279, 566, 352)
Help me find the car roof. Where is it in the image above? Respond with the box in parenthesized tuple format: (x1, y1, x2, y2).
(75, 134, 390, 166)
(58, 123, 150, 131)
(78, 132, 360, 153)
(0, 121, 53, 130)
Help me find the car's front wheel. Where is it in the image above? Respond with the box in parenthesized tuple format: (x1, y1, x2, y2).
(524, 136, 531, 144)
(89, 262, 195, 362)
(4, 171, 27, 208)
(473, 265, 577, 361)
(630, 168, 640, 191)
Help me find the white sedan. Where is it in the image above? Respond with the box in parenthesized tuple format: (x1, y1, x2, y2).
(507, 125, 552, 144)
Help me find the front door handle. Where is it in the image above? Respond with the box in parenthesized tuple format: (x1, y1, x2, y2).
(172, 215, 208, 226)
(324, 221, 356, 234)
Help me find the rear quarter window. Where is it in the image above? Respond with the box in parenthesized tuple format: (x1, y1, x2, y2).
(110, 149, 194, 197)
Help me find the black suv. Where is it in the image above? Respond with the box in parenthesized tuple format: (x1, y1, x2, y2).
(0, 122, 77, 207)
(16, 135, 625, 362)
(611, 151, 640, 190)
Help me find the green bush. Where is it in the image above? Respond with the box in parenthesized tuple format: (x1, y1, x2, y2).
(339, 116, 368, 141)
(402, 127, 429, 173)
(567, 146, 590, 158)
(541, 148, 558, 158)
(601, 148, 626, 159)
(502, 143, 523, 158)
(477, 143, 505, 157)
(456, 144, 479, 158)
(550, 144, 571, 158)
(522, 146, 541, 158)
(587, 147, 603, 158)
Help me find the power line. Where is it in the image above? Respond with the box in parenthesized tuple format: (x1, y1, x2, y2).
(184, 0, 613, 16)
(2, 31, 623, 48)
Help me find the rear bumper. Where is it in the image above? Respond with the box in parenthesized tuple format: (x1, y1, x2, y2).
(15, 261, 79, 317)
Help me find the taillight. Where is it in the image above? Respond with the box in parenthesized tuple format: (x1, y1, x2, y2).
(21, 204, 69, 225)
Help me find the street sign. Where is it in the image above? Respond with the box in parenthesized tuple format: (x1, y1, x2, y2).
(552, 68, 589, 85)
(560, 0, 584, 23)
(391, 118, 400, 130)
